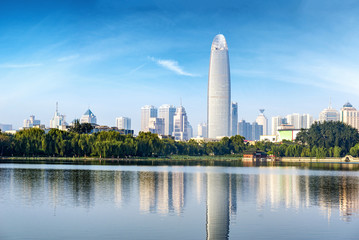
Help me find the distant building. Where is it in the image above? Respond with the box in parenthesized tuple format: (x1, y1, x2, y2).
(187, 123, 193, 139)
(277, 129, 300, 142)
(251, 122, 263, 141)
(141, 105, 157, 132)
(116, 117, 131, 130)
(50, 103, 68, 129)
(231, 102, 238, 136)
(158, 104, 176, 136)
(23, 115, 41, 128)
(92, 126, 133, 135)
(286, 113, 301, 129)
(260, 135, 277, 142)
(340, 102, 359, 130)
(197, 123, 207, 138)
(172, 106, 189, 141)
(80, 109, 97, 124)
(238, 120, 252, 140)
(256, 109, 268, 135)
(0, 124, 12, 132)
(148, 117, 165, 135)
(271, 116, 286, 135)
(319, 105, 340, 122)
(301, 114, 313, 129)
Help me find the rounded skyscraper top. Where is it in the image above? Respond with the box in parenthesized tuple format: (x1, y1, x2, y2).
(211, 34, 228, 51)
(207, 34, 231, 138)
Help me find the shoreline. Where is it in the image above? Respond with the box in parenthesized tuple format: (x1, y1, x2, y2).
(0, 156, 359, 166)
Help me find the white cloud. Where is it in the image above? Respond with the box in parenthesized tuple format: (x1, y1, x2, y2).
(0, 63, 43, 68)
(149, 57, 197, 77)
(57, 54, 79, 62)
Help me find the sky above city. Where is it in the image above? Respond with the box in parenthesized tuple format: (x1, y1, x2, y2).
(1, 0, 359, 134)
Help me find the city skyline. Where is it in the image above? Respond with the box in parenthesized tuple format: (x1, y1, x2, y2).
(2, 1, 359, 133)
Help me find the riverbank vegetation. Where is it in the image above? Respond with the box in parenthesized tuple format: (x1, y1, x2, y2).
(0, 121, 358, 159)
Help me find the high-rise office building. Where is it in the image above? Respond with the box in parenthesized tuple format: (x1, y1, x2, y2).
(255, 109, 268, 135)
(231, 102, 238, 136)
(208, 34, 231, 138)
(340, 102, 359, 130)
(319, 105, 339, 122)
(187, 123, 193, 139)
(80, 109, 97, 124)
(116, 117, 131, 130)
(141, 105, 157, 132)
(301, 114, 313, 129)
(286, 113, 301, 129)
(148, 117, 165, 135)
(197, 123, 207, 138)
(158, 104, 176, 136)
(50, 102, 67, 129)
(238, 120, 252, 140)
(251, 122, 263, 141)
(172, 106, 189, 141)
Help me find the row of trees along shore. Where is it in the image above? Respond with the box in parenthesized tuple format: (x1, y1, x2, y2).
(0, 121, 359, 158)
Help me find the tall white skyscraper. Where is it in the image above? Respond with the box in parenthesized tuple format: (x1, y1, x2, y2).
(172, 106, 189, 141)
(286, 113, 301, 129)
(301, 114, 313, 129)
(116, 117, 131, 130)
(231, 102, 238, 136)
(340, 102, 359, 130)
(208, 34, 231, 138)
(255, 109, 268, 135)
(197, 123, 207, 138)
(319, 104, 339, 122)
(141, 105, 157, 132)
(158, 104, 176, 136)
(80, 109, 97, 124)
(50, 102, 67, 129)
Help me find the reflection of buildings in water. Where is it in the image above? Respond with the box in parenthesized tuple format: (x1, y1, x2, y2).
(157, 172, 169, 214)
(206, 173, 230, 240)
(114, 172, 123, 208)
(139, 172, 156, 213)
(229, 174, 237, 217)
(255, 171, 301, 210)
(172, 172, 185, 215)
(137, 170, 186, 215)
(338, 177, 359, 222)
(195, 171, 204, 204)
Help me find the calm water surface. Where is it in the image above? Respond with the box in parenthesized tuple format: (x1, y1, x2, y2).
(0, 163, 358, 240)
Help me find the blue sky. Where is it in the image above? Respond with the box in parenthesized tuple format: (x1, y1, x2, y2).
(1, 0, 359, 134)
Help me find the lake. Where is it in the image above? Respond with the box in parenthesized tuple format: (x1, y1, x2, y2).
(0, 163, 358, 239)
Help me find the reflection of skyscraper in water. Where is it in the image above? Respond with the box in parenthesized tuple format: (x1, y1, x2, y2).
(229, 174, 237, 216)
(139, 172, 156, 213)
(172, 171, 185, 215)
(206, 173, 230, 240)
(157, 172, 169, 214)
(339, 176, 359, 222)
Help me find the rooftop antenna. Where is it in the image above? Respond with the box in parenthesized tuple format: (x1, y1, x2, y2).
(180, 97, 182, 106)
(56, 102, 58, 113)
(329, 97, 332, 109)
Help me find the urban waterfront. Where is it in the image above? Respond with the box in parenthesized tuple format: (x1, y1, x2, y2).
(0, 163, 358, 239)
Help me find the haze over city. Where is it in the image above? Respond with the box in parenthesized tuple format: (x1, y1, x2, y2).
(1, 0, 359, 133)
